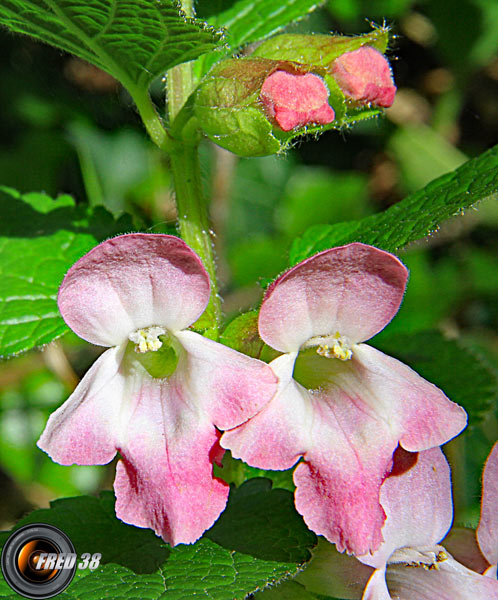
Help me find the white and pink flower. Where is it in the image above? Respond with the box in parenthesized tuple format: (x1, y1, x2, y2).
(358, 445, 498, 599)
(37, 233, 277, 545)
(221, 243, 467, 555)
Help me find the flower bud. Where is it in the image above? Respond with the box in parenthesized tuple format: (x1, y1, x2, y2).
(194, 58, 336, 156)
(252, 28, 396, 108)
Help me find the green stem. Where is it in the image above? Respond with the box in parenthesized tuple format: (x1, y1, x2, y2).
(169, 141, 221, 337)
(132, 88, 172, 152)
(165, 0, 221, 338)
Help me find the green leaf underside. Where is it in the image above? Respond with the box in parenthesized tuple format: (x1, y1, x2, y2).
(0, 483, 316, 599)
(372, 331, 498, 426)
(0, 187, 133, 358)
(0, 0, 221, 91)
(290, 143, 498, 264)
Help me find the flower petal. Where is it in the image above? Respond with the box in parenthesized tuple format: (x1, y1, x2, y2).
(352, 344, 467, 452)
(223, 353, 397, 555)
(359, 448, 453, 569)
(386, 555, 498, 599)
(175, 330, 278, 430)
(37, 346, 125, 464)
(363, 568, 391, 600)
(58, 234, 210, 347)
(113, 372, 229, 546)
(221, 353, 307, 469)
(478, 442, 498, 566)
(259, 243, 408, 352)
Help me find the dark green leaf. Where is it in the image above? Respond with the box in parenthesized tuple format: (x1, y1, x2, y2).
(0, 486, 316, 599)
(371, 331, 498, 426)
(0, 187, 133, 358)
(207, 478, 316, 563)
(290, 144, 498, 264)
(0, 0, 221, 92)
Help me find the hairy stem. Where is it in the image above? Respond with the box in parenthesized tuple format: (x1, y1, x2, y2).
(165, 0, 221, 337)
(169, 141, 221, 336)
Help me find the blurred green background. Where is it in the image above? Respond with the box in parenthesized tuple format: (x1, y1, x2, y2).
(0, 0, 497, 533)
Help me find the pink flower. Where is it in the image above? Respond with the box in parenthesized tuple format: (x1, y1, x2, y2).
(296, 446, 498, 599)
(221, 243, 467, 555)
(358, 446, 498, 599)
(37, 234, 277, 545)
(260, 70, 335, 131)
(331, 46, 397, 107)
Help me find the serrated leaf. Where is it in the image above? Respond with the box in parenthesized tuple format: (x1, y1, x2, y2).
(0, 486, 316, 599)
(0, 0, 221, 93)
(371, 331, 498, 426)
(0, 187, 134, 358)
(289, 144, 498, 264)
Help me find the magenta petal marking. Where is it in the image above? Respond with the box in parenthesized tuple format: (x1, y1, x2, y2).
(58, 234, 210, 347)
(113, 375, 229, 546)
(175, 330, 278, 430)
(37, 346, 125, 465)
(478, 442, 498, 566)
(259, 243, 408, 352)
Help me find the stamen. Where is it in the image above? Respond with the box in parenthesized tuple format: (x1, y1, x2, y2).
(303, 332, 353, 361)
(390, 546, 449, 571)
(129, 326, 166, 353)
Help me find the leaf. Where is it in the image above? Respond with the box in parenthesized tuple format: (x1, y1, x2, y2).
(289, 144, 498, 264)
(207, 478, 316, 563)
(0, 0, 221, 93)
(203, 0, 322, 51)
(371, 331, 498, 426)
(0, 187, 134, 358)
(0, 486, 316, 599)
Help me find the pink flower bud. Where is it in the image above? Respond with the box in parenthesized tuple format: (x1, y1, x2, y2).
(331, 46, 396, 107)
(260, 70, 335, 131)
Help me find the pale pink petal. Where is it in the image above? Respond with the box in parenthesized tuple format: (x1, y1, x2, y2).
(484, 564, 498, 578)
(331, 46, 397, 107)
(352, 345, 467, 452)
(221, 353, 307, 469)
(260, 70, 335, 131)
(386, 555, 498, 599)
(37, 346, 125, 464)
(58, 234, 210, 347)
(175, 330, 278, 430)
(114, 372, 229, 546)
(478, 442, 498, 566)
(359, 448, 453, 569)
(258, 243, 408, 352)
(363, 568, 391, 600)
